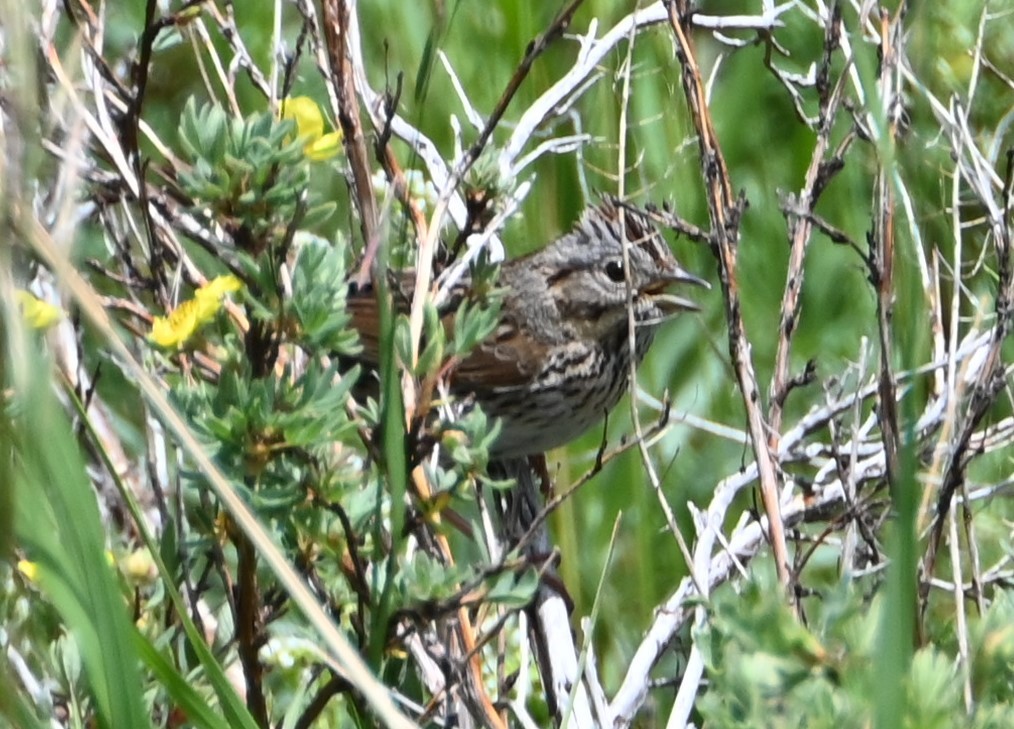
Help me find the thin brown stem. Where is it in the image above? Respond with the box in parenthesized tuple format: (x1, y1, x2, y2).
(319, 0, 378, 249)
(234, 530, 269, 727)
(462, 0, 587, 173)
(768, 3, 847, 439)
(663, 0, 793, 602)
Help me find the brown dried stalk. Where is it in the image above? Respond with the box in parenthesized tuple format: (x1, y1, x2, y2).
(663, 0, 793, 599)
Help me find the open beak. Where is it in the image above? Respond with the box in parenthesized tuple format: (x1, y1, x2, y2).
(644, 267, 710, 314)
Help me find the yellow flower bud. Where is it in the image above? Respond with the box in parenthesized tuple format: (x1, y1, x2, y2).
(15, 290, 62, 330)
(281, 96, 343, 161)
(16, 559, 39, 583)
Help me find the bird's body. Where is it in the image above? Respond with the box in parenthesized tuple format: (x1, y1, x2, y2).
(348, 197, 706, 457)
(472, 310, 647, 456)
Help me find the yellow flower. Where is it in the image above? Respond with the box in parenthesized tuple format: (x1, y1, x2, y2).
(281, 96, 343, 161)
(121, 548, 156, 584)
(304, 133, 344, 161)
(150, 299, 201, 348)
(17, 559, 39, 582)
(149, 275, 242, 349)
(283, 96, 324, 139)
(195, 274, 242, 310)
(15, 290, 62, 330)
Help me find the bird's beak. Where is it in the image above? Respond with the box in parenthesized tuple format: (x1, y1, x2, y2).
(645, 267, 709, 314)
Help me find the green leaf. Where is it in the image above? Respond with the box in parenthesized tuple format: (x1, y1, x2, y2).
(9, 349, 150, 729)
(135, 636, 233, 729)
(393, 315, 413, 371)
(486, 569, 538, 609)
(302, 201, 338, 228)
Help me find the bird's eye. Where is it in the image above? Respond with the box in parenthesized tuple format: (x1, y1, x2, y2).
(604, 259, 626, 283)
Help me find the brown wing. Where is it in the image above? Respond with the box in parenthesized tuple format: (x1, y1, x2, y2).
(347, 285, 542, 392)
(451, 321, 547, 392)
(345, 270, 419, 364)
(345, 291, 386, 365)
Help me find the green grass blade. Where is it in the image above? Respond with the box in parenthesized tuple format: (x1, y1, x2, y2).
(134, 635, 234, 729)
(9, 355, 150, 729)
